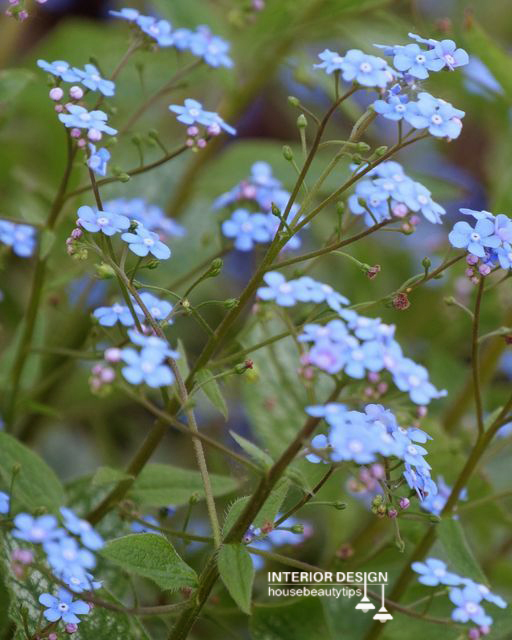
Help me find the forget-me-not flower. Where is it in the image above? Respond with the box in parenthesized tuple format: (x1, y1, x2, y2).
(121, 224, 171, 260)
(39, 588, 90, 625)
(0, 491, 9, 514)
(93, 303, 135, 327)
(448, 219, 501, 258)
(0, 222, 37, 257)
(121, 347, 174, 388)
(37, 59, 81, 82)
(87, 144, 110, 177)
(73, 64, 115, 96)
(58, 105, 117, 135)
(404, 92, 464, 139)
(77, 205, 130, 236)
(411, 558, 462, 586)
(60, 507, 104, 551)
(221, 209, 272, 250)
(12, 513, 61, 543)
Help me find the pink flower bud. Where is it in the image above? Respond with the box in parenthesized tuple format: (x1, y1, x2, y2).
(70, 128, 81, 138)
(207, 122, 221, 136)
(104, 347, 121, 363)
(392, 203, 408, 218)
(48, 634, 58, 640)
(370, 463, 385, 479)
(252, 0, 265, 10)
(417, 405, 428, 418)
(9, 0, 19, 5)
(479, 626, 490, 636)
(465, 268, 474, 278)
(54, 104, 64, 113)
(399, 497, 410, 510)
(377, 382, 388, 395)
(5, 9, 13, 17)
(367, 371, 380, 383)
(49, 87, 63, 101)
(186, 126, 199, 136)
(467, 629, 480, 640)
(65, 623, 78, 634)
(100, 367, 115, 383)
(18, 9, 28, 20)
(387, 508, 398, 519)
(71, 228, 83, 239)
(466, 254, 479, 265)
(87, 128, 102, 142)
(92, 364, 103, 376)
(478, 263, 491, 276)
(69, 85, 84, 100)
(77, 139, 87, 148)
(12, 549, 34, 565)
(197, 138, 207, 148)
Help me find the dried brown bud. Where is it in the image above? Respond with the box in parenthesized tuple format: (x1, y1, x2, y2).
(392, 292, 410, 311)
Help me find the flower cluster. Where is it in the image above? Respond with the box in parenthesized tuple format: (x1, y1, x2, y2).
(169, 99, 236, 148)
(306, 403, 438, 501)
(412, 558, 506, 634)
(10, 507, 106, 627)
(215, 162, 305, 251)
(0, 221, 37, 258)
(37, 60, 116, 96)
(110, 8, 233, 68)
(348, 160, 445, 227)
(448, 208, 512, 279)
(314, 49, 395, 88)
(258, 272, 446, 405)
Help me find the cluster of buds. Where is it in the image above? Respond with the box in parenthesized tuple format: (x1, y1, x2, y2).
(89, 362, 116, 395)
(65, 228, 88, 260)
(391, 203, 421, 234)
(465, 253, 493, 283)
(363, 371, 389, 400)
(5, 0, 46, 20)
(185, 125, 218, 151)
(467, 626, 491, 639)
(370, 493, 399, 519)
(347, 463, 385, 494)
(10, 548, 34, 580)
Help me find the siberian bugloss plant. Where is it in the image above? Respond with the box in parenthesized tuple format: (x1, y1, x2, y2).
(0, 2, 512, 640)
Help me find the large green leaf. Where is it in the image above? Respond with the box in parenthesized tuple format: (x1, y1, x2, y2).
(218, 543, 255, 614)
(250, 598, 329, 640)
(195, 368, 228, 419)
(101, 533, 197, 591)
(223, 479, 290, 535)
(438, 518, 487, 584)
(129, 463, 238, 507)
(0, 432, 64, 511)
(230, 430, 274, 469)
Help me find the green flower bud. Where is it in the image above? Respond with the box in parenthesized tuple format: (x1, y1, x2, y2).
(223, 298, 239, 309)
(271, 202, 282, 218)
(291, 524, 304, 534)
(356, 142, 371, 153)
(334, 501, 347, 510)
(375, 145, 388, 157)
(352, 153, 362, 164)
(288, 96, 300, 107)
(282, 145, 293, 161)
(422, 257, 431, 269)
(95, 263, 115, 279)
(206, 258, 223, 277)
(297, 114, 307, 128)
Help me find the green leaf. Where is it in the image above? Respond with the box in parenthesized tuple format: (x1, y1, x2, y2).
(0, 432, 64, 511)
(175, 339, 190, 381)
(230, 431, 273, 469)
(0, 69, 34, 104)
(39, 229, 56, 260)
(250, 598, 329, 640)
(223, 479, 289, 535)
(196, 368, 228, 418)
(101, 533, 197, 591)
(438, 518, 487, 584)
(130, 463, 238, 507)
(218, 543, 254, 614)
(92, 466, 133, 487)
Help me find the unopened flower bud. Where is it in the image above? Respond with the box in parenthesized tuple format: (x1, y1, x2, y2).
(207, 123, 221, 136)
(77, 139, 87, 148)
(235, 360, 253, 374)
(478, 263, 491, 276)
(352, 153, 362, 164)
(288, 96, 300, 107)
(88, 128, 102, 142)
(467, 630, 480, 640)
(186, 126, 199, 136)
(336, 543, 353, 559)
(69, 85, 84, 100)
(356, 141, 370, 153)
(375, 145, 388, 157)
(399, 497, 410, 510)
(282, 145, 293, 161)
(70, 128, 81, 139)
(291, 524, 304, 534)
(297, 114, 307, 128)
(387, 508, 398, 519)
(223, 298, 239, 309)
(49, 87, 64, 101)
(392, 292, 410, 310)
(65, 623, 78, 634)
(100, 367, 115, 383)
(206, 258, 223, 277)
(71, 227, 82, 239)
(197, 138, 207, 148)
(104, 347, 121, 363)
(334, 501, 347, 510)
(95, 263, 115, 279)
(421, 256, 431, 269)
(366, 264, 381, 280)
(18, 9, 29, 20)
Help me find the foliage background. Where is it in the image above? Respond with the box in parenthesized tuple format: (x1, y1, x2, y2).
(0, 0, 512, 638)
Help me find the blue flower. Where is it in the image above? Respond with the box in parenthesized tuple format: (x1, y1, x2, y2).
(134, 292, 173, 323)
(403, 463, 438, 500)
(299, 320, 348, 344)
(391, 43, 444, 79)
(0, 491, 9, 514)
(37, 59, 80, 82)
(109, 7, 140, 21)
(169, 99, 236, 135)
(44, 536, 96, 574)
(121, 224, 171, 260)
(431, 39, 469, 71)
(171, 28, 193, 51)
(121, 347, 174, 388)
(392, 358, 447, 405)
(373, 93, 409, 121)
(77, 205, 130, 236)
(448, 219, 501, 258)
(39, 588, 89, 625)
(105, 198, 186, 238)
(404, 92, 464, 139)
(0, 222, 37, 257)
(221, 209, 272, 250)
(87, 144, 110, 177)
(494, 214, 512, 244)
(308, 340, 346, 374)
(93, 303, 135, 327)
(58, 105, 117, 135)
(313, 49, 345, 74)
(127, 329, 180, 358)
(449, 584, 493, 626)
(189, 26, 233, 68)
(293, 277, 349, 312)
(464, 581, 507, 609)
(497, 244, 512, 270)
(412, 558, 462, 586)
(63, 570, 101, 593)
(257, 271, 299, 306)
(73, 64, 115, 96)
(340, 49, 394, 87)
(12, 514, 61, 543)
(213, 161, 282, 210)
(137, 16, 174, 46)
(60, 507, 104, 551)
(421, 476, 467, 516)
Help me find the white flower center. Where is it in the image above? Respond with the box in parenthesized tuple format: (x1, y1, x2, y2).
(56, 65, 67, 73)
(79, 113, 91, 122)
(30, 527, 45, 541)
(417, 195, 429, 205)
(97, 216, 109, 226)
(352, 350, 364, 361)
(241, 222, 253, 232)
(465, 602, 479, 614)
(279, 283, 292, 293)
(62, 549, 76, 561)
(189, 108, 200, 117)
(408, 374, 420, 387)
(415, 54, 426, 64)
(433, 567, 445, 577)
(112, 304, 124, 314)
(333, 55, 343, 64)
(444, 54, 455, 65)
(360, 62, 372, 73)
(431, 114, 443, 125)
(92, 74, 101, 82)
(141, 362, 155, 373)
(470, 232, 481, 242)
(395, 104, 405, 112)
(143, 238, 155, 246)
(348, 439, 363, 453)
(58, 603, 70, 612)
(150, 306, 161, 318)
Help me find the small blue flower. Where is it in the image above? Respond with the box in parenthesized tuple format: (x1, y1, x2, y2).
(169, 99, 236, 135)
(127, 329, 180, 358)
(340, 49, 394, 87)
(171, 28, 193, 51)
(307, 341, 345, 374)
(73, 64, 115, 96)
(497, 244, 512, 270)
(449, 584, 493, 626)
(431, 39, 469, 71)
(93, 303, 135, 327)
(121, 224, 171, 260)
(105, 198, 186, 238)
(109, 7, 140, 22)
(222, 209, 272, 250)
(404, 92, 464, 139)
(138, 16, 174, 46)
(0, 222, 37, 257)
(448, 219, 501, 258)
(121, 347, 174, 388)
(58, 105, 117, 135)
(39, 588, 89, 625)
(0, 491, 9, 514)
(412, 558, 462, 586)
(391, 43, 444, 79)
(87, 144, 110, 177)
(392, 358, 447, 405)
(77, 205, 130, 236)
(293, 277, 349, 312)
(37, 59, 81, 82)
(44, 535, 96, 574)
(465, 581, 507, 609)
(64, 571, 102, 594)
(12, 514, 61, 543)
(313, 49, 345, 74)
(403, 464, 438, 500)
(257, 272, 299, 306)
(189, 26, 233, 68)
(60, 507, 104, 551)
(373, 93, 409, 121)
(134, 292, 173, 323)
(494, 214, 512, 244)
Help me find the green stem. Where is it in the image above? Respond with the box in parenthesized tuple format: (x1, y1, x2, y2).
(472, 277, 485, 435)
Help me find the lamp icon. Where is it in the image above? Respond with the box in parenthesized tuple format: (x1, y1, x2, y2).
(355, 573, 375, 613)
(372, 584, 393, 623)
